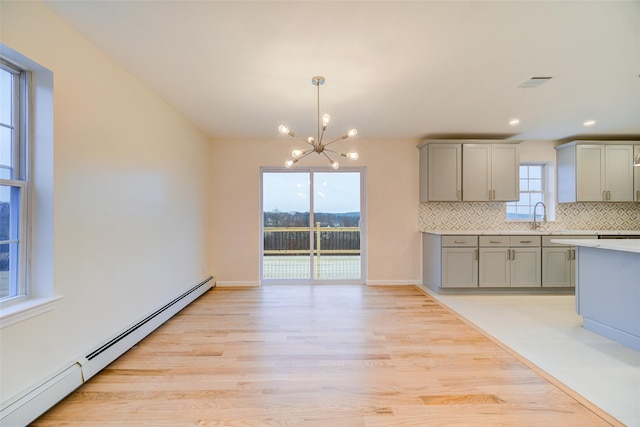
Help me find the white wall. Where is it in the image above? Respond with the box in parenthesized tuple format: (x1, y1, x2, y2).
(0, 2, 212, 402)
(209, 137, 422, 286)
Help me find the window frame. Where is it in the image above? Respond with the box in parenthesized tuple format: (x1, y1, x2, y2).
(506, 163, 547, 222)
(1, 59, 30, 304)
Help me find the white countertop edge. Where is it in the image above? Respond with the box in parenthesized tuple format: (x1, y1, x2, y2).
(551, 239, 640, 254)
(421, 230, 640, 236)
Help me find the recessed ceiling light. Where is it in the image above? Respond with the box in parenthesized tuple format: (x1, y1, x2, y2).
(583, 120, 596, 127)
(509, 118, 520, 126)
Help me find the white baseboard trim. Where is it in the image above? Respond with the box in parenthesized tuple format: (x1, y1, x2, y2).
(0, 276, 214, 426)
(366, 280, 421, 286)
(216, 281, 260, 287)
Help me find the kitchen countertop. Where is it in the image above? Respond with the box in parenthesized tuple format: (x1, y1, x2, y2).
(551, 238, 640, 254)
(421, 230, 640, 236)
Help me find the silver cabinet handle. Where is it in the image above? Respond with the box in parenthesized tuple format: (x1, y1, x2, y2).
(571, 248, 576, 260)
(489, 240, 501, 244)
(454, 240, 465, 244)
(520, 240, 532, 244)
(512, 249, 516, 260)
(608, 190, 612, 200)
(474, 249, 478, 261)
(492, 189, 496, 200)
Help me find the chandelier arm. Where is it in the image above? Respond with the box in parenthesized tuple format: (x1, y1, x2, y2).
(321, 151, 336, 165)
(296, 150, 315, 162)
(290, 134, 315, 147)
(319, 126, 326, 144)
(322, 136, 347, 147)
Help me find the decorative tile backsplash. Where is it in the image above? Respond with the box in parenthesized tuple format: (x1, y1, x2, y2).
(418, 202, 640, 231)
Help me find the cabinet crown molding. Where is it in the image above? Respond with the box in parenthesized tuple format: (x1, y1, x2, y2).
(418, 139, 522, 149)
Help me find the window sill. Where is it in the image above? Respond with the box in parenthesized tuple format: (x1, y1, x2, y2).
(0, 295, 64, 329)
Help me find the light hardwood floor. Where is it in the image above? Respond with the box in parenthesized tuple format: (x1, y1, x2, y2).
(33, 285, 622, 426)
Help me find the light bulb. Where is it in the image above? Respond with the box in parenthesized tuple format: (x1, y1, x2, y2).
(308, 137, 315, 144)
(285, 160, 294, 168)
(278, 125, 295, 137)
(292, 149, 303, 158)
(322, 114, 331, 125)
(346, 152, 359, 160)
(347, 129, 357, 137)
(331, 161, 339, 170)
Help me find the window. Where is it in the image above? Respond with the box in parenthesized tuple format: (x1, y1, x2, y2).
(1, 59, 28, 301)
(506, 164, 546, 220)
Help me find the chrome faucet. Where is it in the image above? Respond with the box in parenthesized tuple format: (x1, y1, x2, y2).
(533, 202, 547, 230)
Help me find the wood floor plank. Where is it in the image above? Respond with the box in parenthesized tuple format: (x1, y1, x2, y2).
(32, 285, 622, 426)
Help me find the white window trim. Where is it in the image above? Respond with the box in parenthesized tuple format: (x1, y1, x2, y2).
(506, 162, 555, 222)
(0, 44, 59, 327)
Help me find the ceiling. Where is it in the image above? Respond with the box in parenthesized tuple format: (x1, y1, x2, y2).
(42, 1, 640, 141)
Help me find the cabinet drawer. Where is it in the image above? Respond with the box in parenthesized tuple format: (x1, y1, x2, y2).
(509, 236, 541, 247)
(479, 236, 510, 247)
(442, 235, 478, 247)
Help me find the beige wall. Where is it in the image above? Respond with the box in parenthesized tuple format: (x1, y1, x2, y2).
(1, 2, 212, 401)
(210, 137, 422, 285)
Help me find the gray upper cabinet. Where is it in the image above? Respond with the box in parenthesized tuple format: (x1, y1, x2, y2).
(557, 141, 636, 203)
(635, 145, 640, 202)
(419, 141, 519, 202)
(419, 143, 462, 202)
(462, 144, 519, 202)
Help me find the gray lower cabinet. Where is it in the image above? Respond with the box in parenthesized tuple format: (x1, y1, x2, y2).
(423, 233, 597, 292)
(478, 236, 541, 288)
(441, 236, 478, 288)
(541, 235, 596, 287)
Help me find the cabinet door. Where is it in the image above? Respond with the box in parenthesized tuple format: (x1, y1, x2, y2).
(510, 247, 541, 287)
(605, 145, 634, 201)
(442, 248, 478, 288)
(576, 145, 605, 201)
(492, 144, 519, 201)
(542, 247, 572, 287)
(462, 144, 491, 201)
(428, 144, 461, 201)
(635, 145, 640, 202)
(479, 247, 510, 287)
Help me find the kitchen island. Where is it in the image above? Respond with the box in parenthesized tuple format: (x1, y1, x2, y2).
(552, 238, 640, 351)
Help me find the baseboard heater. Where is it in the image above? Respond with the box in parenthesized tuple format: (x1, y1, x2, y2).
(0, 276, 215, 427)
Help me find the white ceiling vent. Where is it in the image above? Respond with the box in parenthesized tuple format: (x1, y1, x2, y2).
(517, 76, 553, 88)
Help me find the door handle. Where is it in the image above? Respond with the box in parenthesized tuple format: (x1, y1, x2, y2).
(571, 249, 576, 260)
(511, 249, 516, 260)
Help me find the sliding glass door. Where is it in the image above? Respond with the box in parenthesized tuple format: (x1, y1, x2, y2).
(261, 168, 365, 284)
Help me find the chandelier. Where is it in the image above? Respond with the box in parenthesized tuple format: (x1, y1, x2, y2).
(279, 76, 358, 169)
